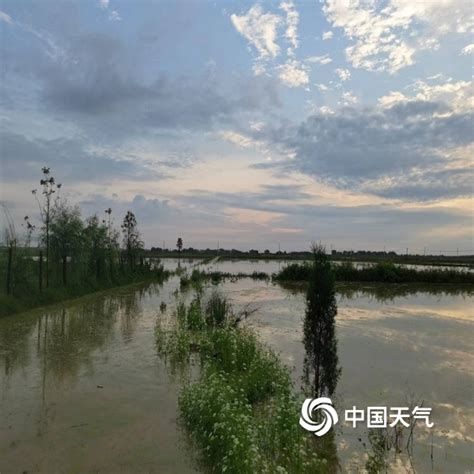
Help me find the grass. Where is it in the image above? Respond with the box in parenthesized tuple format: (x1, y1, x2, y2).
(0, 266, 169, 318)
(273, 261, 474, 285)
(156, 294, 331, 473)
(179, 269, 269, 289)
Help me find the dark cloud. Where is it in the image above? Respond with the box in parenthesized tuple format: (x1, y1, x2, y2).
(253, 101, 473, 201)
(0, 131, 161, 182)
(2, 25, 281, 140)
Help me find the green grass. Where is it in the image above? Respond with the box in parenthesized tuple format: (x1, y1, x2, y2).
(156, 294, 331, 473)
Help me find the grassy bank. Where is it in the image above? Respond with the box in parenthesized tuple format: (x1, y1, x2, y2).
(0, 266, 169, 318)
(156, 295, 334, 473)
(273, 261, 474, 285)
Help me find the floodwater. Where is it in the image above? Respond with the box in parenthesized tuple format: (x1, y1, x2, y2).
(0, 276, 196, 474)
(0, 259, 472, 473)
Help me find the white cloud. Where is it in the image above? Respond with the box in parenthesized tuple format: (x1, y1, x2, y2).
(461, 44, 474, 55)
(340, 90, 358, 105)
(0, 9, 12, 24)
(99, 0, 109, 9)
(378, 91, 408, 108)
(315, 83, 329, 91)
(231, 5, 282, 59)
(335, 67, 351, 81)
(280, 1, 299, 55)
(323, 0, 473, 73)
(277, 60, 309, 88)
(322, 30, 334, 40)
(378, 80, 473, 114)
(109, 10, 121, 21)
(306, 54, 332, 65)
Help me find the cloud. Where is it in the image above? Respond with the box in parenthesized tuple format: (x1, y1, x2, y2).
(323, 0, 473, 73)
(219, 130, 263, 149)
(322, 30, 333, 40)
(306, 54, 332, 65)
(277, 59, 309, 88)
(231, 5, 282, 60)
(231, 2, 307, 89)
(461, 44, 474, 55)
(340, 90, 358, 105)
(279, 1, 299, 55)
(315, 83, 330, 92)
(378, 80, 473, 113)
(0, 131, 161, 182)
(98, 0, 121, 21)
(0, 9, 13, 24)
(251, 88, 473, 201)
(335, 67, 351, 81)
(8, 31, 280, 140)
(109, 10, 121, 21)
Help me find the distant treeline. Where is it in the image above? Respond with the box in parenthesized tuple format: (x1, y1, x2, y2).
(273, 261, 474, 285)
(148, 247, 474, 267)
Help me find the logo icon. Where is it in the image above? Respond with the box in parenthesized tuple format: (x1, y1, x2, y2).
(299, 397, 338, 437)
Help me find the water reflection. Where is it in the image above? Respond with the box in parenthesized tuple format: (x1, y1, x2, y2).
(301, 253, 341, 399)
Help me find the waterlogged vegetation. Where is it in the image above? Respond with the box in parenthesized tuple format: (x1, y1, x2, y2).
(274, 260, 474, 284)
(156, 289, 334, 473)
(0, 255, 472, 472)
(153, 247, 345, 473)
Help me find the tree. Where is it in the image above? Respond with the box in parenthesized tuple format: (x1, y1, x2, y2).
(84, 215, 109, 279)
(176, 237, 183, 253)
(49, 203, 83, 285)
(121, 211, 143, 267)
(32, 167, 62, 287)
(302, 244, 341, 398)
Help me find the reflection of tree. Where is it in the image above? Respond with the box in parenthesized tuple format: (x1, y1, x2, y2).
(302, 246, 341, 472)
(37, 297, 119, 380)
(302, 245, 341, 398)
(278, 280, 473, 302)
(337, 282, 473, 303)
(0, 314, 36, 377)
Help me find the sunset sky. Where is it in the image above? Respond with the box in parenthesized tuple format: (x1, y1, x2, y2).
(0, 0, 472, 253)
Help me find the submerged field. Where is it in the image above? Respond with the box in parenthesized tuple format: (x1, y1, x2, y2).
(0, 258, 472, 473)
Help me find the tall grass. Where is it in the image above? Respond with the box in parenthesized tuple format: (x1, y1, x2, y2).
(156, 294, 331, 473)
(274, 261, 474, 284)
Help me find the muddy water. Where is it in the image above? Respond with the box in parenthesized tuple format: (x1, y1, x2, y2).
(0, 259, 472, 473)
(216, 278, 474, 473)
(0, 276, 196, 474)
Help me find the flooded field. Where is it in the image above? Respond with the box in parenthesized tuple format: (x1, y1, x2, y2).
(0, 259, 472, 473)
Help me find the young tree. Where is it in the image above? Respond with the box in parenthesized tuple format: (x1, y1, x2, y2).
(84, 215, 109, 279)
(32, 167, 62, 287)
(121, 211, 143, 268)
(176, 237, 183, 253)
(303, 244, 341, 398)
(49, 203, 83, 285)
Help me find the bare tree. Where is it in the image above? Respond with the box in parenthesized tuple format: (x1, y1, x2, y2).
(32, 167, 61, 287)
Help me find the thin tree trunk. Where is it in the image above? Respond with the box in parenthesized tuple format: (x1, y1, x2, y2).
(62, 255, 67, 286)
(39, 251, 43, 292)
(6, 246, 13, 295)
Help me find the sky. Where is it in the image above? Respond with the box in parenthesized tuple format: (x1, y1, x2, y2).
(0, 0, 473, 254)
